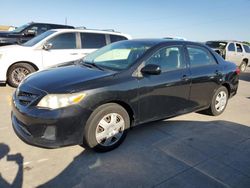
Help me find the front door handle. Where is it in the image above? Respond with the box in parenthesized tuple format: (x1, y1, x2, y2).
(70, 53, 79, 55)
(215, 70, 222, 75)
(182, 75, 189, 82)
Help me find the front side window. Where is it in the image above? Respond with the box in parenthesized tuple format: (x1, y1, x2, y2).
(83, 40, 155, 71)
(243, 45, 250, 53)
(145, 46, 185, 72)
(236, 43, 243, 53)
(48, 33, 76, 49)
(187, 46, 216, 67)
(35, 25, 48, 35)
(228, 43, 235, 52)
(25, 24, 47, 35)
(81, 33, 106, 49)
(28, 26, 38, 33)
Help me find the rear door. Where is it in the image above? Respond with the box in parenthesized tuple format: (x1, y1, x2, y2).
(42, 32, 82, 68)
(186, 45, 222, 109)
(138, 45, 191, 122)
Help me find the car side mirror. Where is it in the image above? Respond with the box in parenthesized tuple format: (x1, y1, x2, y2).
(24, 29, 36, 36)
(141, 64, 161, 75)
(43, 42, 53, 50)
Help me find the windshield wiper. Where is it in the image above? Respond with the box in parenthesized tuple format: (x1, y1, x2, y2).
(81, 61, 104, 71)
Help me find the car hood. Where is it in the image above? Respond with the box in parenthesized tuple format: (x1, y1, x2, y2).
(0, 44, 30, 52)
(22, 64, 115, 93)
(0, 31, 21, 38)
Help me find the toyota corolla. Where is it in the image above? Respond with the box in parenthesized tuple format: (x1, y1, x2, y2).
(11, 39, 239, 152)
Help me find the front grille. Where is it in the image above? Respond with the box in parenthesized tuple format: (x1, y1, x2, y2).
(17, 90, 39, 106)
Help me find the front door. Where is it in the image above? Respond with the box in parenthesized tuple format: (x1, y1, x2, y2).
(138, 45, 191, 123)
(42, 32, 83, 68)
(226, 43, 243, 66)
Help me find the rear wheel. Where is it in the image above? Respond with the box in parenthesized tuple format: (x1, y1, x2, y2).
(7, 63, 35, 87)
(240, 61, 247, 72)
(205, 86, 228, 116)
(83, 103, 130, 152)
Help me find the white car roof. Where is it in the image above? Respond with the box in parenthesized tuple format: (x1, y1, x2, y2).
(50, 28, 132, 39)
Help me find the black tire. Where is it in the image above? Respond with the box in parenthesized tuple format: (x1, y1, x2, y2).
(240, 61, 247, 72)
(83, 103, 130, 152)
(205, 86, 228, 116)
(7, 63, 36, 88)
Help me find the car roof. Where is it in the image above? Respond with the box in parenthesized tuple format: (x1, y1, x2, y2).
(28, 22, 73, 26)
(50, 28, 132, 39)
(124, 38, 206, 47)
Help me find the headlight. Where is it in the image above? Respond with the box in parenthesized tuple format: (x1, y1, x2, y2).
(37, 93, 86, 109)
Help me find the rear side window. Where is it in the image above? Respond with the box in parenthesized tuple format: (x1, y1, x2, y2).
(110, 35, 128, 43)
(81, 33, 106, 49)
(187, 46, 216, 67)
(48, 33, 76, 49)
(228, 43, 235, 52)
(236, 43, 243, 52)
(243, 45, 250, 53)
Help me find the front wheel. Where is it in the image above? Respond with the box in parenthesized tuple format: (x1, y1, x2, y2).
(206, 86, 228, 116)
(240, 61, 247, 72)
(7, 63, 35, 87)
(83, 103, 130, 152)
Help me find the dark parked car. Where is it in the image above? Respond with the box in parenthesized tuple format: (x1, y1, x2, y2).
(0, 22, 74, 46)
(11, 39, 239, 152)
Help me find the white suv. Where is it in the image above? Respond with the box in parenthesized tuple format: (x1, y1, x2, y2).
(0, 29, 131, 87)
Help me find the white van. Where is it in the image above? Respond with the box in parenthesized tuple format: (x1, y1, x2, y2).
(0, 29, 131, 87)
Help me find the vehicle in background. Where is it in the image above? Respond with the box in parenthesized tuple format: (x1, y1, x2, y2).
(0, 29, 131, 87)
(206, 41, 250, 72)
(0, 22, 74, 46)
(11, 39, 239, 152)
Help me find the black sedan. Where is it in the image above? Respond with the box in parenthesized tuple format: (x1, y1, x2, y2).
(11, 39, 239, 152)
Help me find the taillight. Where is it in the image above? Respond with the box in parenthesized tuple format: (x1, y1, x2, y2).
(236, 67, 240, 75)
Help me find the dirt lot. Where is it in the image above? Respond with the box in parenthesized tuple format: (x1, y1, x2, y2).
(0, 70, 250, 188)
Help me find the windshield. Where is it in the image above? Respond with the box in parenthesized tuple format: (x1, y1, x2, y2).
(83, 41, 155, 71)
(12, 23, 30, 33)
(206, 41, 227, 49)
(22, 30, 56, 47)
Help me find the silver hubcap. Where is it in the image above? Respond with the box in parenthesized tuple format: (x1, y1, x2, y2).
(215, 91, 227, 112)
(11, 67, 30, 85)
(241, 63, 246, 72)
(95, 113, 125, 147)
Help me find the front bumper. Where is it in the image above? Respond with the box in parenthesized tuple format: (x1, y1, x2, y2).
(11, 93, 93, 148)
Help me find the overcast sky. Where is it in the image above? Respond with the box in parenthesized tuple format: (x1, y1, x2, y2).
(1, 0, 250, 41)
